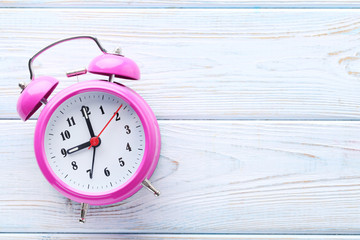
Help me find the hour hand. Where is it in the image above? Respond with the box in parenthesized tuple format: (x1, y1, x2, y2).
(81, 106, 95, 137)
(67, 141, 91, 154)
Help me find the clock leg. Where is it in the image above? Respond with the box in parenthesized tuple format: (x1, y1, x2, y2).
(141, 179, 160, 197)
(79, 202, 89, 223)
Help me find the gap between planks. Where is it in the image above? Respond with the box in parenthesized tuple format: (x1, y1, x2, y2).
(1, 234, 360, 239)
(3, 1, 360, 9)
(6, 118, 360, 121)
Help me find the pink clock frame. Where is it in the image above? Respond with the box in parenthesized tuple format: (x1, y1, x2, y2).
(34, 80, 161, 205)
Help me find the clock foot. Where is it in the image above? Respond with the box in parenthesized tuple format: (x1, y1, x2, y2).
(141, 179, 160, 196)
(79, 202, 89, 223)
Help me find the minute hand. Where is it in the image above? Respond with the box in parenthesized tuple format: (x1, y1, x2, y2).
(81, 106, 95, 137)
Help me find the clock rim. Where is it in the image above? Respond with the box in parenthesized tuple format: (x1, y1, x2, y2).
(34, 80, 161, 205)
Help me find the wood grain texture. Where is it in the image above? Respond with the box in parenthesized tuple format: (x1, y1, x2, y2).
(2, 9, 360, 120)
(3, 1, 360, 8)
(2, 120, 360, 233)
(2, 6, 360, 237)
(1, 234, 360, 240)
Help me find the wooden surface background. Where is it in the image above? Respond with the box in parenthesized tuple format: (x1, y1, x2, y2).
(2, 1, 360, 240)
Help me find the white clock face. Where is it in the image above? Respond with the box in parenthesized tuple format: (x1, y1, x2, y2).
(44, 91, 145, 193)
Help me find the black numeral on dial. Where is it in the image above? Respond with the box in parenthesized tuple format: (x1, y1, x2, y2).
(115, 112, 120, 121)
(99, 105, 105, 115)
(126, 143, 132, 152)
(66, 116, 76, 127)
(124, 125, 131, 134)
(71, 161, 78, 170)
(81, 106, 91, 117)
(86, 169, 91, 178)
(60, 130, 71, 141)
(118, 157, 125, 167)
(61, 148, 67, 157)
(104, 167, 110, 177)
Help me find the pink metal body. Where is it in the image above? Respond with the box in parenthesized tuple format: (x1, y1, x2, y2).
(88, 54, 140, 80)
(17, 76, 59, 121)
(34, 80, 161, 205)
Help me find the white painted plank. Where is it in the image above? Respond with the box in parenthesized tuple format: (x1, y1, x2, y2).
(2, 120, 360, 233)
(1, 234, 360, 240)
(2, 9, 360, 120)
(3, 1, 360, 8)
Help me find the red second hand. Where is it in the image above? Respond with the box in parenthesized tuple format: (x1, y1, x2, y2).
(88, 104, 123, 149)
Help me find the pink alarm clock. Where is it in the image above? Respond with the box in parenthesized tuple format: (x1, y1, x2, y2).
(16, 36, 161, 223)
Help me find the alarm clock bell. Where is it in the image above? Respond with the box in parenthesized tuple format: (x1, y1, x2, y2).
(88, 49, 140, 80)
(17, 76, 58, 121)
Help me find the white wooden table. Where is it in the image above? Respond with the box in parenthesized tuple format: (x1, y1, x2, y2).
(1, 1, 360, 239)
